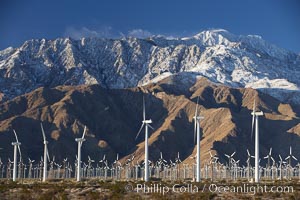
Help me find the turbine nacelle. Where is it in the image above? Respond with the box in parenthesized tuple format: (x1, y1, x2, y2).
(193, 116, 204, 121)
(251, 111, 264, 116)
(75, 138, 86, 142)
(11, 142, 21, 146)
(143, 119, 152, 124)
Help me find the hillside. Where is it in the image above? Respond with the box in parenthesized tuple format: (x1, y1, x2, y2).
(0, 75, 299, 166)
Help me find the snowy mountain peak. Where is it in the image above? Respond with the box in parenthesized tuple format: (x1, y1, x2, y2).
(188, 29, 237, 46)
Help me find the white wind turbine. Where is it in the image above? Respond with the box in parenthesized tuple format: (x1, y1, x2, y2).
(278, 155, 286, 180)
(263, 147, 273, 169)
(246, 149, 254, 180)
(158, 152, 168, 170)
(175, 152, 182, 164)
(209, 151, 219, 181)
(12, 130, 22, 182)
(251, 99, 264, 183)
(135, 96, 154, 182)
(113, 153, 121, 166)
(40, 123, 50, 182)
(75, 126, 87, 182)
(285, 146, 298, 166)
(225, 152, 236, 170)
(193, 96, 204, 182)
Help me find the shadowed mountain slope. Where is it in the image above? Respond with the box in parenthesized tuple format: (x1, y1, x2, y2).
(0, 76, 299, 166)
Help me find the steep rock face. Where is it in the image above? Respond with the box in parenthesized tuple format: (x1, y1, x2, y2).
(0, 29, 299, 103)
(0, 75, 299, 166)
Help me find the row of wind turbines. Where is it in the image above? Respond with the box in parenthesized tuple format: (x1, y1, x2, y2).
(1, 96, 298, 183)
(1, 145, 299, 181)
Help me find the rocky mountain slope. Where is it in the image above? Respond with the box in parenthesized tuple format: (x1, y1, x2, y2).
(0, 75, 299, 166)
(0, 29, 299, 103)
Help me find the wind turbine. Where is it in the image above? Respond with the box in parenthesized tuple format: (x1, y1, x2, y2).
(135, 96, 154, 182)
(225, 152, 236, 170)
(75, 126, 87, 182)
(126, 154, 135, 166)
(159, 152, 168, 164)
(12, 130, 21, 181)
(285, 146, 298, 166)
(113, 154, 122, 180)
(175, 152, 182, 164)
(99, 154, 106, 168)
(113, 153, 121, 166)
(278, 155, 286, 180)
(87, 156, 95, 178)
(27, 158, 34, 179)
(209, 151, 219, 181)
(193, 96, 204, 182)
(251, 99, 264, 183)
(263, 148, 273, 169)
(246, 149, 254, 180)
(40, 123, 50, 182)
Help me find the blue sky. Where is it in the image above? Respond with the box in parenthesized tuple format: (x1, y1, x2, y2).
(1, 0, 299, 52)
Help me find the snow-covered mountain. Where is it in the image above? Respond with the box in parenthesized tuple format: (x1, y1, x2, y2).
(0, 29, 299, 103)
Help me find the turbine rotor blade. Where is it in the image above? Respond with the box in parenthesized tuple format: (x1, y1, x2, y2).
(193, 96, 200, 145)
(269, 148, 272, 155)
(13, 130, 19, 143)
(17, 145, 22, 161)
(251, 100, 256, 140)
(231, 152, 236, 157)
(195, 96, 199, 117)
(143, 96, 145, 121)
(285, 156, 290, 160)
(271, 157, 275, 163)
(135, 123, 145, 140)
(47, 149, 50, 162)
(148, 124, 154, 130)
(40, 123, 46, 141)
(81, 126, 87, 139)
(292, 156, 298, 161)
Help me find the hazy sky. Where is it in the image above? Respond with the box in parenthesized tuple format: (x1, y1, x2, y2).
(1, 0, 299, 52)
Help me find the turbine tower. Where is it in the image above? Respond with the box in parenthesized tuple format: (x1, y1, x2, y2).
(135, 96, 153, 182)
(251, 100, 263, 183)
(75, 126, 87, 182)
(40, 123, 50, 182)
(12, 130, 21, 182)
(193, 96, 204, 182)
